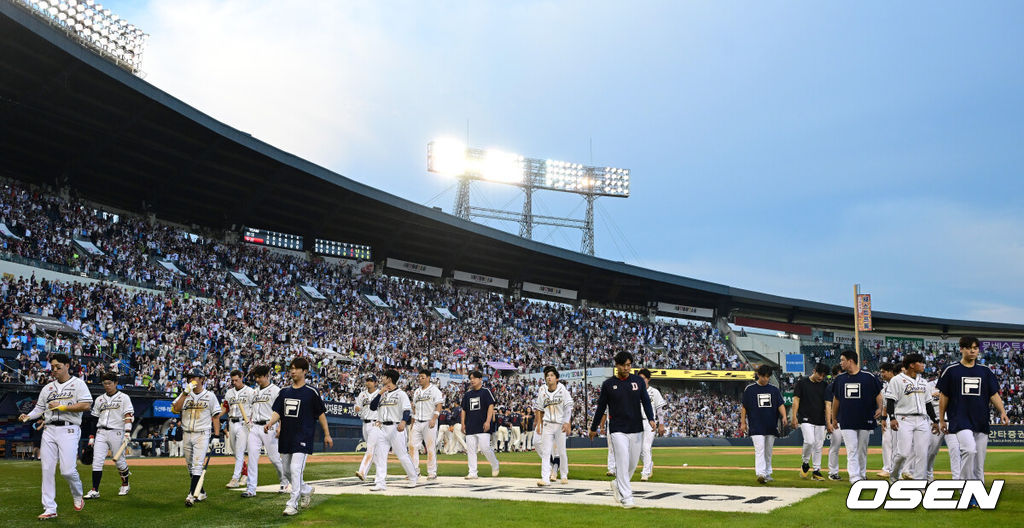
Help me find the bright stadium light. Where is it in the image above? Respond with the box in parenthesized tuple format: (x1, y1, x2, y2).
(479, 149, 525, 184)
(427, 138, 468, 176)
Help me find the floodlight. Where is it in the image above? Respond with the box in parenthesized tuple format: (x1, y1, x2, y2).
(427, 138, 468, 176)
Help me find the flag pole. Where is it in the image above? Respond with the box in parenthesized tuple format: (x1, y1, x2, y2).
(854, 283, 860, 366)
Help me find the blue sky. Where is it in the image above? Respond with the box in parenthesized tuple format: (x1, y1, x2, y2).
(101, 1, 1024, 323)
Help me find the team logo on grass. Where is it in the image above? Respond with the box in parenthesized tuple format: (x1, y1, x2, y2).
(257, 476, 825, 513)
(846, 480, 1003, 510)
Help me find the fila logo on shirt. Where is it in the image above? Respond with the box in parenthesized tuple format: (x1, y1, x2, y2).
(845, 384, 861, 399)
(284, 398, 301, 418)
(961, 377, 982, 396)
(469, 397, 481, 411)
(757, 393, 772, 408)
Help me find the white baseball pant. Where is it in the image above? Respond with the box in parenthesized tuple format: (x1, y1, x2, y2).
(449, 424, 467, 454)
(607, 435, 616, 473)
(40, 424, 84, 515)
(246, 424, 287, 494)
(92, 428, 129, 472)
(373, 425, 418, 488)
(827, 425, 843, 475)
(538, 422, 568, 481)
(752, 434, 775, 478)
(609, 432, 642, 506)
(799, 423, 826, 471)
(229, 422, 250, 480)
(496, 426, 509, 451)
(640, 420, 656, 479)
(841, 429, 871, 483)
(465, 433, 499, 478)
(281, 452, 312, 510)
(409, 421, 439, 477)
(358, 422, 379, 477)
(510, 426, 522, 451)
(891, 415, 930, 480)
(955, 430, 988, 481)
(881, 425, 895, 473)
(183, 431, 210, 477)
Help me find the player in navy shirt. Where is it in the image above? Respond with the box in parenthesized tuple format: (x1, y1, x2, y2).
(830, 350, 883, 483)
(460, 371, 500, 478)
(589, 352, 654, 508)
(740, 365, 787, 484)
(264, 357, 332, 516)
(938, 336, 1009, 483)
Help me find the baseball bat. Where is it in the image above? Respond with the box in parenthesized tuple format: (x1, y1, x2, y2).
(238, 402, 248, 423)
(112, 436, 130, 460)
(193, 440, 216, 495)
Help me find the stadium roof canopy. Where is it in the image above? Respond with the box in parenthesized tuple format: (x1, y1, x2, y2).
(3, 3, 1023, 338)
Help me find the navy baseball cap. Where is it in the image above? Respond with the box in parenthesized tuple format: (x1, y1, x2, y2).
(186, 370, 205, 379)
(365, 375, 377, 382)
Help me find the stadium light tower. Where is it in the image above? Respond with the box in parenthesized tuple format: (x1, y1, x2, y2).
(427, 138, 631, 256)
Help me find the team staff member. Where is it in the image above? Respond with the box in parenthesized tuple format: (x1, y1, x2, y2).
(791, 363, 828, 481)
(243, 365, 289, 498)
(171, 370, 222, 507)
(638, 369, 667, 482)
(369, 369, 419, 491)
(876, 363, 899, 479)
(19, 353, 93, 520)
(263, 357, 333, 516)
(224, 370, 256, 489)
(589, 352, 654, 509)
(938, 336, 1009, 486)
(740, 365, 787, 484)
(354, 376, 380, 481)
(85, 371, 134, 499)
(461, 371, 501, 479)
(886, 353, 939, 482)
(533, 366, 572, 486)
(409, 369, 444, 480)
(830, 350, 884, 483)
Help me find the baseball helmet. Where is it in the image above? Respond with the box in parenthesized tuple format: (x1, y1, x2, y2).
(79, 444, 93, 466)
(185, 370, 205, 379)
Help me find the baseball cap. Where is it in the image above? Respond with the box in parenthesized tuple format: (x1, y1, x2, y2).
(185, 370, 205, 379)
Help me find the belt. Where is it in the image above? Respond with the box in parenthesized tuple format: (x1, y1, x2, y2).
(47, 420, 72, 426)
(230, 418, 241, 423)
(381, 421, 397, 426)
(183, 430, 209, 434)
(254, 420, 268, 425)
(362, 419, 372, 423)
(99, 426, 121, 431)
(416, 419, 431, 423)
(896, 414, 924, 417)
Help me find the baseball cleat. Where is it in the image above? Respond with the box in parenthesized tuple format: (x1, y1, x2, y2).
(196, 492, 207, 502)
(491, 469, 500, 477)
(239, 476, 247, 487)
(605, 471, 616, 477)
(241, 491, 257, 498)
(73, 497, 84, 511)
(901, 473, 913, 480)
(765, 476, 775, 482)
(640, 475, 649, 482)
(560, 478, 568, 485)
(801, 463, 810, 478)
(811, 471, 825, 481)
(549, 475, 556, 482)
(84, 490, 100, 499)
(427, 474, 437, 480)
(283, 506, 298, 516)
(828, 474, 842, 481)
(757, 475, 767, 484)
(37, 512, 58, 520)
(369, 485, 387, 491)
(300, 487, 314, 508)
(355, 471, 366, 481)
(226, 478, 240, 488)
(876, 471, 891, 478)
(609, 480, 622, 505)
(118, 485, 130, 496)
(464, 475, 478, 480)
(622, 502, 636, 509)
(537, 480, 549, 487)
(185, 495, 195, 507)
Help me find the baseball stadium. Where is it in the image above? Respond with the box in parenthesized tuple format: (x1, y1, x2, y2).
(1, 1, 1022, 527)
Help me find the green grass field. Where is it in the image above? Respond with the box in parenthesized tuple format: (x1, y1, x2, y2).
(2, 447, 1021, 527)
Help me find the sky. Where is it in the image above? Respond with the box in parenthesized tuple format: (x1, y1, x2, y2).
(98, 0, 1024, 323)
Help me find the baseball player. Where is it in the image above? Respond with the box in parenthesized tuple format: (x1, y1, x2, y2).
(637, 369, 667, 482)
(533, 366, 572, 486)
(171, 370, 222, 507)
(791, 362, 828, 481)
(830, 350, 884, 483)
(438, 407, 454, 454)
(263, 357, 333, 516)
(243, 365, 289, 498)
(354, 375, 380, 481)
(224, 369, 255, 488)
(886, 353, 939, 482)
(84, 371, 134, 499)
(938, 336, 1009, 495)
(495, 410, 510, 452)
(409, 369, 444, 480)
(18, 353, 93, 520)
(824, 364, 844, 480)
(369, 369, 419, 491)
(522, 410, 535, 452)
(740, 365, 787, 484)
(461, 371, 500, 479)
(509, 408, 523, 452)
(924, 370, 960, 481)
(876, 363, 898, 478)
(589, 352, 654, 509)
(448, 404, 468, 454)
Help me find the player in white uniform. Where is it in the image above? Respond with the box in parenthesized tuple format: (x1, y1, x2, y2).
(876, 363, 898, 478)
(19, 353, 93, 520)
(242, 365, 289, 497)
(171, 370, 222, 507)
(369, 369, 419, 491)
(923, 372, 959, 481)
(354, 376, 380, 481)
(224, 369, 256, 488)
(409, 369, 445, 480)
(886, 353, 939, 482)
(533, 366, 573, 486)
(84, 371, 134, 499)
(637, 369, 667, 481)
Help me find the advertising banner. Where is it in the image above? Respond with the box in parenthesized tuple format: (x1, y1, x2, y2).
(453, 270, 509, 289)
(522, 281, 577, 300)
(386, 257, 443, 278)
